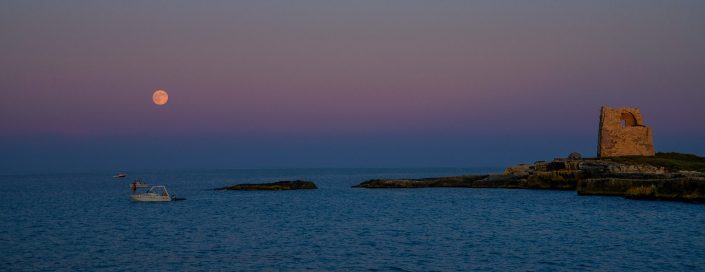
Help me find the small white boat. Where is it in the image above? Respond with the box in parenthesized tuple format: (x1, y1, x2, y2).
(113, 172, 127, 178)
(131, 185, 177, 202)
(130, 179, 149, 189)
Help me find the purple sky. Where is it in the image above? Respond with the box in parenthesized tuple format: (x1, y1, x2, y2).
(2, 1, 705, 171)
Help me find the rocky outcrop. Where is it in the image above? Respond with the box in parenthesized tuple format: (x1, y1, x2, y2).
(580, 160, 666, 175)
(354, 173, 576, 190)
(353, 152, 705, 203)
(352, 175, 529, 189)
(503, 164, 531, 176)
(578, 177, 705, 202)
(218, 180, 318, 190)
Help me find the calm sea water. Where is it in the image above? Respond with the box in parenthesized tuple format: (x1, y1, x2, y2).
(1, 168, 704, 271)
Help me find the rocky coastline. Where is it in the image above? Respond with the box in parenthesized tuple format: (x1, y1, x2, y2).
(354, 152, 705, 203)
(218, 180, 318, 190)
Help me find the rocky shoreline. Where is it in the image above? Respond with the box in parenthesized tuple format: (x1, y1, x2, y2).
(354, 153, 705, 203)
(218, 180, 318, 190)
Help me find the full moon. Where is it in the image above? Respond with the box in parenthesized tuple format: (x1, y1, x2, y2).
(152, 89, 169, 106)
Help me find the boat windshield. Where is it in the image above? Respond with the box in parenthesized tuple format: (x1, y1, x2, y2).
(146, 186, 168, 196)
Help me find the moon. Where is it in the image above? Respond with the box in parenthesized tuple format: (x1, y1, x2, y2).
(152, 89, 169, 106)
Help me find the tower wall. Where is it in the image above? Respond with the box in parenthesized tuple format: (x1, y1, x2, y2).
(597, 106, 655, 157)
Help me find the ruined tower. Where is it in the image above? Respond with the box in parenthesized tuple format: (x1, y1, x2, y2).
(597, 106, 655, 157)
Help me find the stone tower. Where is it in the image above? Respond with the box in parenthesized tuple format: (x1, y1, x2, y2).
(597, 106, 655, 157)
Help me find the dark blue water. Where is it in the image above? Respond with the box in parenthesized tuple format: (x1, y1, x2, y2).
(1, 168, 705, 271)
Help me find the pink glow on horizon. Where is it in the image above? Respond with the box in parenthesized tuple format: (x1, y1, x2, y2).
(1, 1, 705, 169)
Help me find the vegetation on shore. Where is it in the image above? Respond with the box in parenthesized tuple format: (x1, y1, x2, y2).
(605, 152, 705, 172)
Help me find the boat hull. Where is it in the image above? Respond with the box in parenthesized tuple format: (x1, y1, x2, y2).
(130, 194, 172, 202)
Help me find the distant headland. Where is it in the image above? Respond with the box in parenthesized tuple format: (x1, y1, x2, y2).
(354, 106, 705, 203)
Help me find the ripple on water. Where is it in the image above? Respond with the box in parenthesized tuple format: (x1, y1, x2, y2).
(1, 169, 705, 271)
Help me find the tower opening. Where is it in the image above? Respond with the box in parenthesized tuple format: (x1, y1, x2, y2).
(620, 112, 637, 128)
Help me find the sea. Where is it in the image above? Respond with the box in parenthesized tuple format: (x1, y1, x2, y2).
(1, 168, 704, 271)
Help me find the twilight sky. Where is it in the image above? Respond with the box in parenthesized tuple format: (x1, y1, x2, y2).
(2, 0, 704, 171)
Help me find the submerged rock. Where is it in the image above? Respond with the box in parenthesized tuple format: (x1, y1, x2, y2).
(219, 180, 317, 190)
